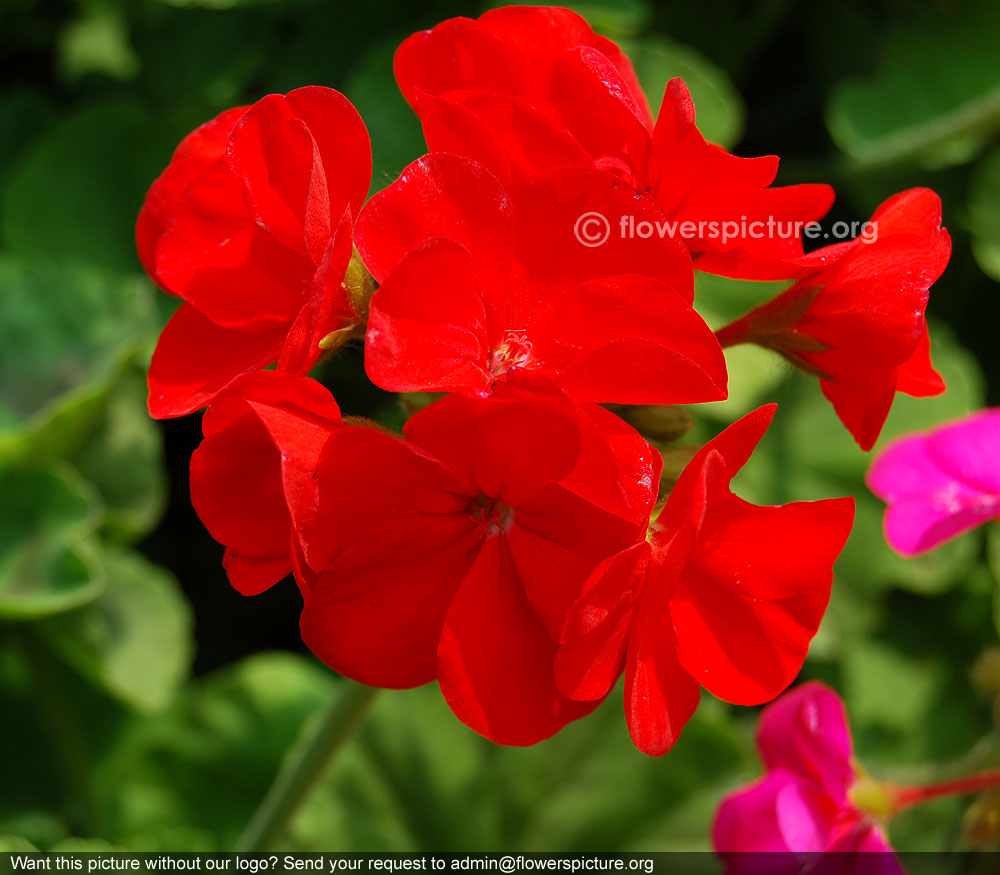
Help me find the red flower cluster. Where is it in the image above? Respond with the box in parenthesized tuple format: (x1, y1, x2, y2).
(138, 5, 957, 753)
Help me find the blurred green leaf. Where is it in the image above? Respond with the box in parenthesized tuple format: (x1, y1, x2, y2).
(40, 549, 193, 713)
(826, 0, 1000, 168)
(96, 652, 333, 849)
(565, 0, 651, 39)
(0, 89, 54, 203)
(72, 371, 165, 541)
(968, 145, 1000, 284)
(1, 101, 182, 272)
(625, 34, 745, 148)
(844, 640, 941, 733)
(155, 0, 285, 8)
(0, 836, 40, 851)
(694, 273, 792, 422)
(135, 7, 278, 107)
(294, 686, 747, 852)
(344, 39, 426, 198)
(0, 464, 105, 620)
(0, 255, 156, 461)
(58, 1, 140, 82)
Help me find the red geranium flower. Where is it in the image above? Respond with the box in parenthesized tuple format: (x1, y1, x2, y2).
(189, 370, 342, 596)
(137, 86, 372, 419)
(715, 189, 952, 450)
(394, 7, 832, 279)
(556, 404, 854, 756)
(293, 372, 661, 745)
(355, 152, 727, 404)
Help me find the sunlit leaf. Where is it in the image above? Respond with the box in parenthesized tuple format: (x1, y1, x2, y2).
(40, 549, 194, 713)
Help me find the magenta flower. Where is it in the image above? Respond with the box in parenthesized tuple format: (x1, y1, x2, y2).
(866, 409, 1000, 557)
(712, 682, 902, 873)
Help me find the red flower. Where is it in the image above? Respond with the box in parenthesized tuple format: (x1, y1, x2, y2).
(715, 189, 952, 450)
(394, 8, 831, 279)
(138, 87, 372, 419)
(293, 372, 661, 745)
(355, 152, 727, 404)
(189, 370, 342, 596)
(556, 404, 854, 756)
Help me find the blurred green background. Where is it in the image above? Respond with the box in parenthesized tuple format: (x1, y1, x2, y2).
(2, 0, 1000, 854)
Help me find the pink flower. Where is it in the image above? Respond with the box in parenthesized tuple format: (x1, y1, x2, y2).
(713, 682, 902, 873)
(866, 409, 1000, 556)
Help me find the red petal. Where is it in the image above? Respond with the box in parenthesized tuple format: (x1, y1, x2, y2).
(437, 535, 600, 745)
(693, 493, 856, 602)
(509, 168, 694, 303)
(649, 78, 833, 280)
(733, 189, 951, 448)
(528, 274, 727, 404)
(508, 482, 644, 640)
(402, 374, 583, 507)
(136, 105, 248, 284)
(355, 152, 513, 289)
(557, 401, 661, 528)
(226, 87, 371, 261)
(394, 17, 528, 110)
(555, 541, 650, 701)
(154, 157, 313, 328)
(229, 85, 372, 227)
(478, 6, 647, 111)
(547, 46, 652, 175)
(624, 600, 701, 756)
(364, 237, 491, 394)
(415, 89, 594, 185)
(189, 371, 341, 594)
(147, 303, 286, 419)
(656, 404, 776, 534)
(190, 417, 289, 562)
(223, 549, 291, 597)
(299, 427, 481, 688)
(896, 320, 945, 397)
(277, 208, 355, 376)
(649, 406, 853, 704)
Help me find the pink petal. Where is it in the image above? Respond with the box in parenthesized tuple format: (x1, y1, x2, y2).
(866, 410, 1000, 555)
(756, 681, 855, 804)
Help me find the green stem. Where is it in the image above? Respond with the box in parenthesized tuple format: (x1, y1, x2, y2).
(234, 679, 378, 852)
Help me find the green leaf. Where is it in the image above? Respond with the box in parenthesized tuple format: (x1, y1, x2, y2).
(0, 464, 105, 620)
(39, 549, 194, 713)
(625, 34, 745, 148)
(0, 255, 156, 461)
(968, 145, 1000, 284)
(1, 101, 183, 272)
(826, 0, 1000, 168)
(72, 371, 166, 541)
(0, 836, 39, 852)
(95, 652, 334, 849)
(564, 0, 651, 39)
(57, 1, 140, 83)
(844, 640, 941, 733)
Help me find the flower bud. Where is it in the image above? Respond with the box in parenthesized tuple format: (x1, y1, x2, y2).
(622, 405, 694, 442)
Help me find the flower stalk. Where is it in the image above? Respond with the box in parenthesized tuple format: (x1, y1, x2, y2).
(234, 680, 378, 852)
